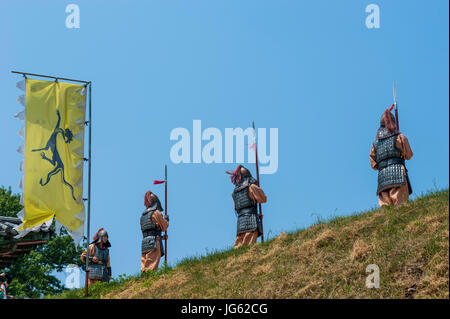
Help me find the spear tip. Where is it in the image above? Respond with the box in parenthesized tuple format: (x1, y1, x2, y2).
(393, 81, 397, 105)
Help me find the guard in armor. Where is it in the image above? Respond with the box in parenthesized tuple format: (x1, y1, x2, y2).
(370, 108, 413, 207)
(140, 190, 169, 273)
(226, 165, 267, 249)
(81, 228, 112, 285)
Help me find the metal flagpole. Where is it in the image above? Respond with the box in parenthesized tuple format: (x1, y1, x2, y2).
(11, 70, 92, 297)
(11, 71, 90, 84)
(84, 81, 92, 297)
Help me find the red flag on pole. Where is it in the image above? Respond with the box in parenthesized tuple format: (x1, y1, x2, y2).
(153, 180, 165, 185)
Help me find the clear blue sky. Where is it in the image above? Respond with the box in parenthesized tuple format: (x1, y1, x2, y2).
(0, 1, 448, 283)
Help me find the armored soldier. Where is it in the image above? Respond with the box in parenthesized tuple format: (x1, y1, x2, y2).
(140, 190, 169, 273)
(226, 165, 267, 249)
(81, 228, 111, 285)
(370, 108, 413, 207)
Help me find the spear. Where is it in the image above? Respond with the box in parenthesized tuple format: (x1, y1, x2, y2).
(153, 165, 168, 263)
(164, 164, 168, 263)
(252, 121, 264, 243)
(393, 82, 399, 131)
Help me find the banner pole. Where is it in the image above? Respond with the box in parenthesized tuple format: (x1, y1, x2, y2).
(84, 82, 92, 297)
(11, 71, 90, 84)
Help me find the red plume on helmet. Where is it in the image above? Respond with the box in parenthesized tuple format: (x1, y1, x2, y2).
(144, 190, 153, 208)
(381, 107, 396, 133)
(225, 164, 244, 186)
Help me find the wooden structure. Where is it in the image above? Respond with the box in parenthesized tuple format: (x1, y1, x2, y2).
(0, 216, 51, 268)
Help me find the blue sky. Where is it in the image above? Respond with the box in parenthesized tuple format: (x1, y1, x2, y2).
(0, 1, 448, 285)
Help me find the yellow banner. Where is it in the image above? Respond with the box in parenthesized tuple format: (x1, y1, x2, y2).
(21, 79, 86, 235)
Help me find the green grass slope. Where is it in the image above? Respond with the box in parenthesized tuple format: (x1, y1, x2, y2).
(59, 190, 449, 299)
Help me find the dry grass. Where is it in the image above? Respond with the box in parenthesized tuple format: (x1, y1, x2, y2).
(350, 239, 370, 262)
(59, 190, 449, 299)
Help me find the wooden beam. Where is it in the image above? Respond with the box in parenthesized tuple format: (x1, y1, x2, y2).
(16, 240, 47, 246)
(0, 252, 18, 257)
(0, 238, 49, 267)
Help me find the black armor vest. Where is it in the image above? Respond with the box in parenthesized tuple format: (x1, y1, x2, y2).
(232, 177, 257, 212)
(140, 205, 164, 255)
(88, 244, 109, 281)
(373, 127, 407, 195)
(374, 127, 402, 163)
(232, 176, 261, 236)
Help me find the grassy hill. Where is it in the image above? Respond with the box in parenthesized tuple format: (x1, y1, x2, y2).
(58, 190, 449, 299)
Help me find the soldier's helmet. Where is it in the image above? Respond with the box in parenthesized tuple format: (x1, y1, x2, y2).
(153, 194, 164, 212)
(240, 166, 252, 178)
(97, 229, 108, 241)
(226, 164, 253, 186)
(92, 228, 111, 247)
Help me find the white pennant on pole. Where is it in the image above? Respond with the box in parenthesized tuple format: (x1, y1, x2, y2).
(16, 79, 25, 91)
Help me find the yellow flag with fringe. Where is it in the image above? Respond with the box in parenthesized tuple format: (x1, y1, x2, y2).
(19, 79, 86, 241)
